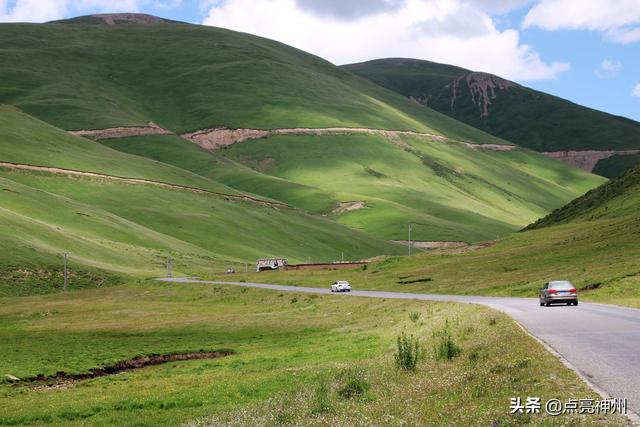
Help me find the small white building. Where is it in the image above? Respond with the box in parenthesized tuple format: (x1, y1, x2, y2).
(256, 258, 288, 272)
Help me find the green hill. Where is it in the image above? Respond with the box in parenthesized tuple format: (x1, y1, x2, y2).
(593, 154, 640, 178)
(0, 18, 505, 144)
(343, 58, 640, 155)
(101, 131, 604, 243)
(525, 165, 640, 229)
(0, 16, 609, 295)
(0, 106, 405, 296)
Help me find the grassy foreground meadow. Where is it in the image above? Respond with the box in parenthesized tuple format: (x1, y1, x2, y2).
(0, 281, 623, 426)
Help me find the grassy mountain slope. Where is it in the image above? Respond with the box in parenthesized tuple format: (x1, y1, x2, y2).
(0, 108, 406, 296)
(226, 167, 640, 308)
(101, 131, 605, 242)
(593, 154, 640, 178)
(0, 19, 505, 145)
(0, 17, 607, 245)
(0, 105, 240, 194)
(344, 58, 640, 152)
(525, 165, 640, 229)
(100, 135, 338, 213)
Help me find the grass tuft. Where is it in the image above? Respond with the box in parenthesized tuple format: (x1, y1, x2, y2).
(394, 333, 420, 371)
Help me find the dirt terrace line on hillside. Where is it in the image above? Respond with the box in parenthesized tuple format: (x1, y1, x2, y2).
(70, 122, 172, 140)
(0, 162, 289, 208)
(543, 150, 640, 172)
(66, 124, 517, 151)
(181, 126, 518, 151)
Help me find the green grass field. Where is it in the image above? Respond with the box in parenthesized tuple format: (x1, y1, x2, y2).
(0, 281, 621, 426)
(344, 58, 640, 153)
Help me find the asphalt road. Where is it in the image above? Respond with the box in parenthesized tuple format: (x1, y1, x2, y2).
(160, 278, 640, 421)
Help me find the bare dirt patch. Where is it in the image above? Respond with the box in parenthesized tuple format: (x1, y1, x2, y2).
(18, 350, 234, 388)
(394, 240, 469, 249)
(463, 142, 515, 151)
(0, 162, 289, 208)
(70, 122, 172, 140)
(332, 201, 366, 215)
(183, 128, 270, 150)
(543, 150, 640, 172)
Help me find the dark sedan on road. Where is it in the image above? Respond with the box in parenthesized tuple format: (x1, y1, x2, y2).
(540, 281, 578, 306)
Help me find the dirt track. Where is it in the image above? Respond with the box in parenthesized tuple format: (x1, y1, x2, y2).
(0, 162, 289, 208)
(67, 123, 519, 152)
(182, 126, 519, 151)
(543, 150, 640, 172)
(70, 122, 172, 140)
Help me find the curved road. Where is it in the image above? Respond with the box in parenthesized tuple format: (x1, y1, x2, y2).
(160, 278, 640, 422)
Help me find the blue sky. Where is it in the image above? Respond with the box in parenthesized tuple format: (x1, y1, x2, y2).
(1, 0, 639, 121)
(504, 6, 640, 121)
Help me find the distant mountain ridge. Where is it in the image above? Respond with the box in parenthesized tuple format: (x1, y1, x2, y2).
(52, 13, 177, 25)
(344, 58, 640, 177)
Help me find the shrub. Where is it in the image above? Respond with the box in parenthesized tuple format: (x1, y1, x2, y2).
(409, 312, 421, 323)
(467, 347, 483, 364)
(489, 317, 497, 326)
(337, 369, 369, 399)
(394, 334, 420, 371)
(435, 332, 461, 361)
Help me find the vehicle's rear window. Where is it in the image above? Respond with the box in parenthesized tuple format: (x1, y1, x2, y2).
(550, 282, 574, 290)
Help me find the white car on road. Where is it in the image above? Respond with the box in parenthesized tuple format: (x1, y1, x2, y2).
(331, 281, 351, 292)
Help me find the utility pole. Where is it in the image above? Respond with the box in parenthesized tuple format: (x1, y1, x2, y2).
(408, 223, 412, 256)
(63, 252, 68, 292)
(166, 255, 173, 278)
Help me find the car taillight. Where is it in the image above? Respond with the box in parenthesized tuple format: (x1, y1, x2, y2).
(548, 289, 558, 294)
(569, 289, 576, 293)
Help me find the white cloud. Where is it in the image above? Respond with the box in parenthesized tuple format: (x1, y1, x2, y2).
(633, 83, 640, 98)
(607, 26, 640, 44)
(467, 0, 533, 14)
(523, 0, 640, 44)
(596, 59, 622, 79)
(202, 0, 569, 81)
